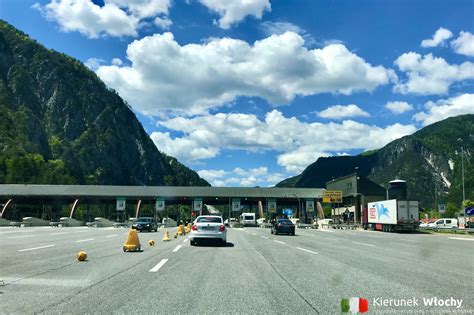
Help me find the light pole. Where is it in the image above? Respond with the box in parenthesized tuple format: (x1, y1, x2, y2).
(458, 138, 466, 206)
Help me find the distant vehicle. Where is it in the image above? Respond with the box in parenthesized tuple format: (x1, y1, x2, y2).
(224, 218, 238, 227)
(132, 217, 158, 232)
(432, 218, 458, 229)
(271, 219, 295, 235)
(318, 219, 333, 227)
(190, 215, 227, 246)
(240, 213, 256, 226)
(363, 199, 419, 232)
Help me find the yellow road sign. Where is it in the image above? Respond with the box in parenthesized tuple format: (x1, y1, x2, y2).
(323, 190, 343, 203)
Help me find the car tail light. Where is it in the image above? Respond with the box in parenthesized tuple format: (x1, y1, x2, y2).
(219, 224, 225, 232)
(192, 225, 198, 231)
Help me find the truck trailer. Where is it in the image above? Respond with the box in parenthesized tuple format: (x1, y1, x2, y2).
(363, 199, 419, 232)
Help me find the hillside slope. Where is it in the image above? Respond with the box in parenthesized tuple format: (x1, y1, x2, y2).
(0, 20, 208, 186)
(277, 115, 473, 208)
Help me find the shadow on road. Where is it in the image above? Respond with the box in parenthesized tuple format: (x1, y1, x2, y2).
(195, 240, 235, 248)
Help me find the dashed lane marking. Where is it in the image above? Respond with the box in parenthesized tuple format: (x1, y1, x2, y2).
(351, 241, 376, 247)
(261, 236, 268, 239)
(172, 245, 182, 252)
(273, 240, 286, 245)
(149, 259, 169, 272)
(106, 235, 118, 238)
(75, 238, 94, 243)
(448, 237, 474, 242)
(18, 245, 55, 252)
(183, 238, 188, 243)
(296, 247, 318, 255)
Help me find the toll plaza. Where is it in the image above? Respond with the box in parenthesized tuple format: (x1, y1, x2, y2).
(0, 184, 324, 225)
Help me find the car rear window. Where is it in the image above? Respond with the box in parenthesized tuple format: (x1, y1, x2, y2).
(244, 216, 254, 220)
(197, 217, 222, 223)
(137, 218, 152, 223)
(278, 219, 292, 224)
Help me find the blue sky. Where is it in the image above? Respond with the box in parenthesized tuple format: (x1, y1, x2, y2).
(1, 0, 473, 186)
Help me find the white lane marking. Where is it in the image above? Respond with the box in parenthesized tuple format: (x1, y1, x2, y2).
(75, 238, 94, 243)
(365, 235, 384, 238)
(351, 241, 376, 247)
(50, 232, 68, 236)
(0, 277, 91, 287)
(398, 243, 416, 248)
(106, 235, 118, 238)
(149, 259, 169, 273)
(296, 247, 318, 255)
(172, 245, 182, 252)
(448, 237, 474, 242)
(317, 229, 335, 233)
(273, 240, 286, 245)
(182, 238, 188, 243)
(7, 235, 36, 239)
(261, 236, 268, 239)
(250, 232, 257, 235)
(18, 245, 55, 252)
(325, 237, 340, 242)
(399, 239, 420, 243)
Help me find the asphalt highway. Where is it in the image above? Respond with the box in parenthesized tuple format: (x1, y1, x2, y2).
(0, 226, 473, 314)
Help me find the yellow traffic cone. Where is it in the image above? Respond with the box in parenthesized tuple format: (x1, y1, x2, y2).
(162, 230, 170, 242)
(148, 240, 156, 246)
(177, 224, 184, 235)
(123, 229, 141, 252)
(174, 232, 178, 239)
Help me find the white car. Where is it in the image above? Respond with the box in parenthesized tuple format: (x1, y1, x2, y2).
(190, 215, 227, 246)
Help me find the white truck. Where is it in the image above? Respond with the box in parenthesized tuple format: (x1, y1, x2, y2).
(240, 213, 256, 226)
(363, 199, 419, 232)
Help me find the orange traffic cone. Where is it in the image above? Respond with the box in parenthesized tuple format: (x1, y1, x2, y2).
(123, 229, 141, 252)
(162, 230, 170, 242)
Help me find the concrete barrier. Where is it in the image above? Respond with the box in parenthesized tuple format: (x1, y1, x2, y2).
(86, 217, 115, 227)
(58, 217, 84, 227)
(21, 217, 50, 227)
(0, 218, 11, 226)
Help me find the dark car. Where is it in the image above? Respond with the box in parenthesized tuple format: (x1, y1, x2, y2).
(271, 219, 295, 235)
(132, 217, 158, 232)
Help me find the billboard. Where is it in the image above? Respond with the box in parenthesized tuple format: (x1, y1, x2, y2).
(267, 199, 277, 213)
(116, 197, 126, 211)
(232, 198, 241, 212)
(155, 197, 165, 211)
(367, 199, 397, 224)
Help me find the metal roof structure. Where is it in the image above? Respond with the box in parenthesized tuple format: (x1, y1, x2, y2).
(0, 184, 324, 199)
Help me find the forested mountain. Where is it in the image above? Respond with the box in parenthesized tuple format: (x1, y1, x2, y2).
(0, 20, 209, 187)
(277, 115, 474, 208)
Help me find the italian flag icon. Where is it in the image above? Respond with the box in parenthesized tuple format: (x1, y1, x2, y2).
(341, 297, 369, 313)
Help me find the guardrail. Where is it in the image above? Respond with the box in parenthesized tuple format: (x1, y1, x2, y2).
(420, 227, 474, 234)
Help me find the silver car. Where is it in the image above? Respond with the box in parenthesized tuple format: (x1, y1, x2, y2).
(190, 215, 227, 246)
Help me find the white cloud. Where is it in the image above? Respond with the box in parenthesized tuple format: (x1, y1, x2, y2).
(196, 166, 282, 187)
(421, 27, 453, 47)
(34, 0, 172, 38)
(97, 32, 395, 115)
(394, 52, 474, 95)
(413, 93, 474, 126)
(259, 21, 316, 47)
(451, 31, 474, 57)
(199, 0, 271, 29)
(317, 104, 370, 120)
(111, 58, 123, 66)
(150, 110, 417, 173)
(84, 57, 105, 70)
(385, 101, 414, 114)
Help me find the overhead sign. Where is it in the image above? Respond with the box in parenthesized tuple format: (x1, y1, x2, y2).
(268, 199, 277, 213)
(465, 207, 474, 216)
(232, 198, 241, 212)
(323, 190, 343, 203)
(283, 209, 293, 216)
(155, 197, 165, 211)
(116, 197, 126, 211)
(306, 200, 315, 212)
(193, 198, 203, 212)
